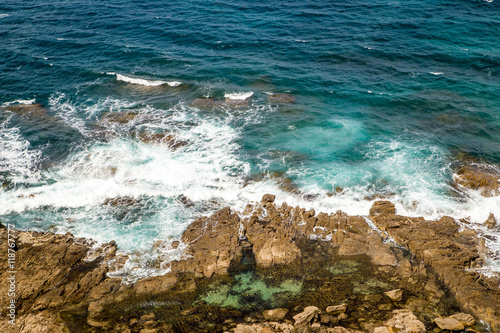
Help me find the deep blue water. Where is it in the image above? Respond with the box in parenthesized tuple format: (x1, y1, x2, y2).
(1, 0, 499, 277)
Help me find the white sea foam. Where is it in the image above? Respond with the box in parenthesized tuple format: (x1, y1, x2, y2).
(113, 73, 181, 87)
(1, 99, 36, 107)
(429, 72, 444, 75)
(2, 98, 499, 277)
(49, 93, 89, 136)
(0, 118, 41, 184)
(224, 91, 254, 100)
(0, 14, 9, 19)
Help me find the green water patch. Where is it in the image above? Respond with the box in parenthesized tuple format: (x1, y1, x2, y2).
(200, 271, 303, 309)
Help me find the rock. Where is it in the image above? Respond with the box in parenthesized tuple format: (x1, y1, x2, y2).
(4, 103, 47, 118)
(262, 194, 276, 203)
(262, 308, 289, 321)
(385, 310, 426, 333)
(100, 111, 138, 124)
(448, 313, 475, 327)
(485, 213, 497, 229)
(384, 289, 403, 302)
(104, 196, 139, 206)
(267, 94, 296, 104)
(338, 313, 348, 321)
(326, 304, 347, 314)
(369, 201, 396, 217)
(453, 157, 500, 197)
(140, 313, 156, 321)
(434, 317, 464, 331)
(293, 306, 320, 327)
(137, 131, 188, 150)
(253, 234, 301, 266)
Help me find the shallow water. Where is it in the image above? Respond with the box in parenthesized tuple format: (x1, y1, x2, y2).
(1, 0, 499, 276)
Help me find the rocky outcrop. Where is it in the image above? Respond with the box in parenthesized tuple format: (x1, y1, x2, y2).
(1, 196, 498, 332)
(452, 155, 500, 197)
(0, 223, 121, 332)
(369, 200, 500, 328)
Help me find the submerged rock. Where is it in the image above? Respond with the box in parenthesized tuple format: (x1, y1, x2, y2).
(3, 103, 48, 118)
(267, 94, 296, 104)
(100, 111, 138, 124)
(137, 131, 188, 150)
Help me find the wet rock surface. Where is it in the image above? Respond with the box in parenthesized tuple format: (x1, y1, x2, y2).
(1, 196, 498, 332)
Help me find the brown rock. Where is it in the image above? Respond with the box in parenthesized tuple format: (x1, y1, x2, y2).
(137, 132, 188, 150)
(262, 308, 289, 321)
(434, 317, 464, 331)
(254, 234, 301, 266)
(100, 111, 138, 124)
(268, 94, 296, 104)
(449, 313, 475, 327)
(485, 213, 497, 229)
(326, 303, 347, 314)
(4, 103, 47, 118)
(293, 306, 320, 327)
(453, 159, 500, 197)
(384, 289, 403, 302)
(385, 310, 425, 333)
(369, 201, 396, 217)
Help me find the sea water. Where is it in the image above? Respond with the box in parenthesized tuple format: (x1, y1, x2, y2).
(0, 0, 499, 279)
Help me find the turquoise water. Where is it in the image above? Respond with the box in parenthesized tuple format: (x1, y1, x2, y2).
(1, 0, 499, 276)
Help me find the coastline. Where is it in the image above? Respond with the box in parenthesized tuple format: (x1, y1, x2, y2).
(1, 197, 498, 332)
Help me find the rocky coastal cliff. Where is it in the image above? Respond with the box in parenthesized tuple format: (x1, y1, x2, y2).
(1, 197, 499, 333)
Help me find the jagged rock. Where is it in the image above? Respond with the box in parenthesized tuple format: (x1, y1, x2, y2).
(253, 234, 301, 266)
(137, 131, 188, 150)
(385, 310, 426, 333)
(262, 308, 289, 321)
(434, 317, 464, 331)
(453, 157, 500, 197)
(448, 313, 475, 327)
(369, 201, 396, 217)
(326, 304, 347, 314)
(384, 289, 403, 302)
(485, 213, 497, 229)
(293, 306, 320, 327)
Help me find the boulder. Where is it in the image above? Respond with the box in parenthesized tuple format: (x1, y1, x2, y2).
(385, 310, 426, 333)
(293, 306, 320, 327)
(262, 308, 289, 321)
(434, 317, 464, 331)
(485, 213, 497, 229)
(326, 304, 347, 315)
(369, 201, 396, 217)
(384, 289, 403, 302)
(449, 313, 475, 327)
(453, 159, 500, 197)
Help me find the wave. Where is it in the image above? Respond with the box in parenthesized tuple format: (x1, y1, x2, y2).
(224, 91, 254, 100)
(0, 117, 41, 184)
(110, 73, 181, 87)
(1, 97, 499, 278)
(429, 72, 444, 75)
(0, 14, 9, 19)
(1, 99, 36, 107)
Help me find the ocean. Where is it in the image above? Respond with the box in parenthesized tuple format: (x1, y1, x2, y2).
(0, 0, 499, 280)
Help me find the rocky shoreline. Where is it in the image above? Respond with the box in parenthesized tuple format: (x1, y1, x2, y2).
(1, 197, 499, 333)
